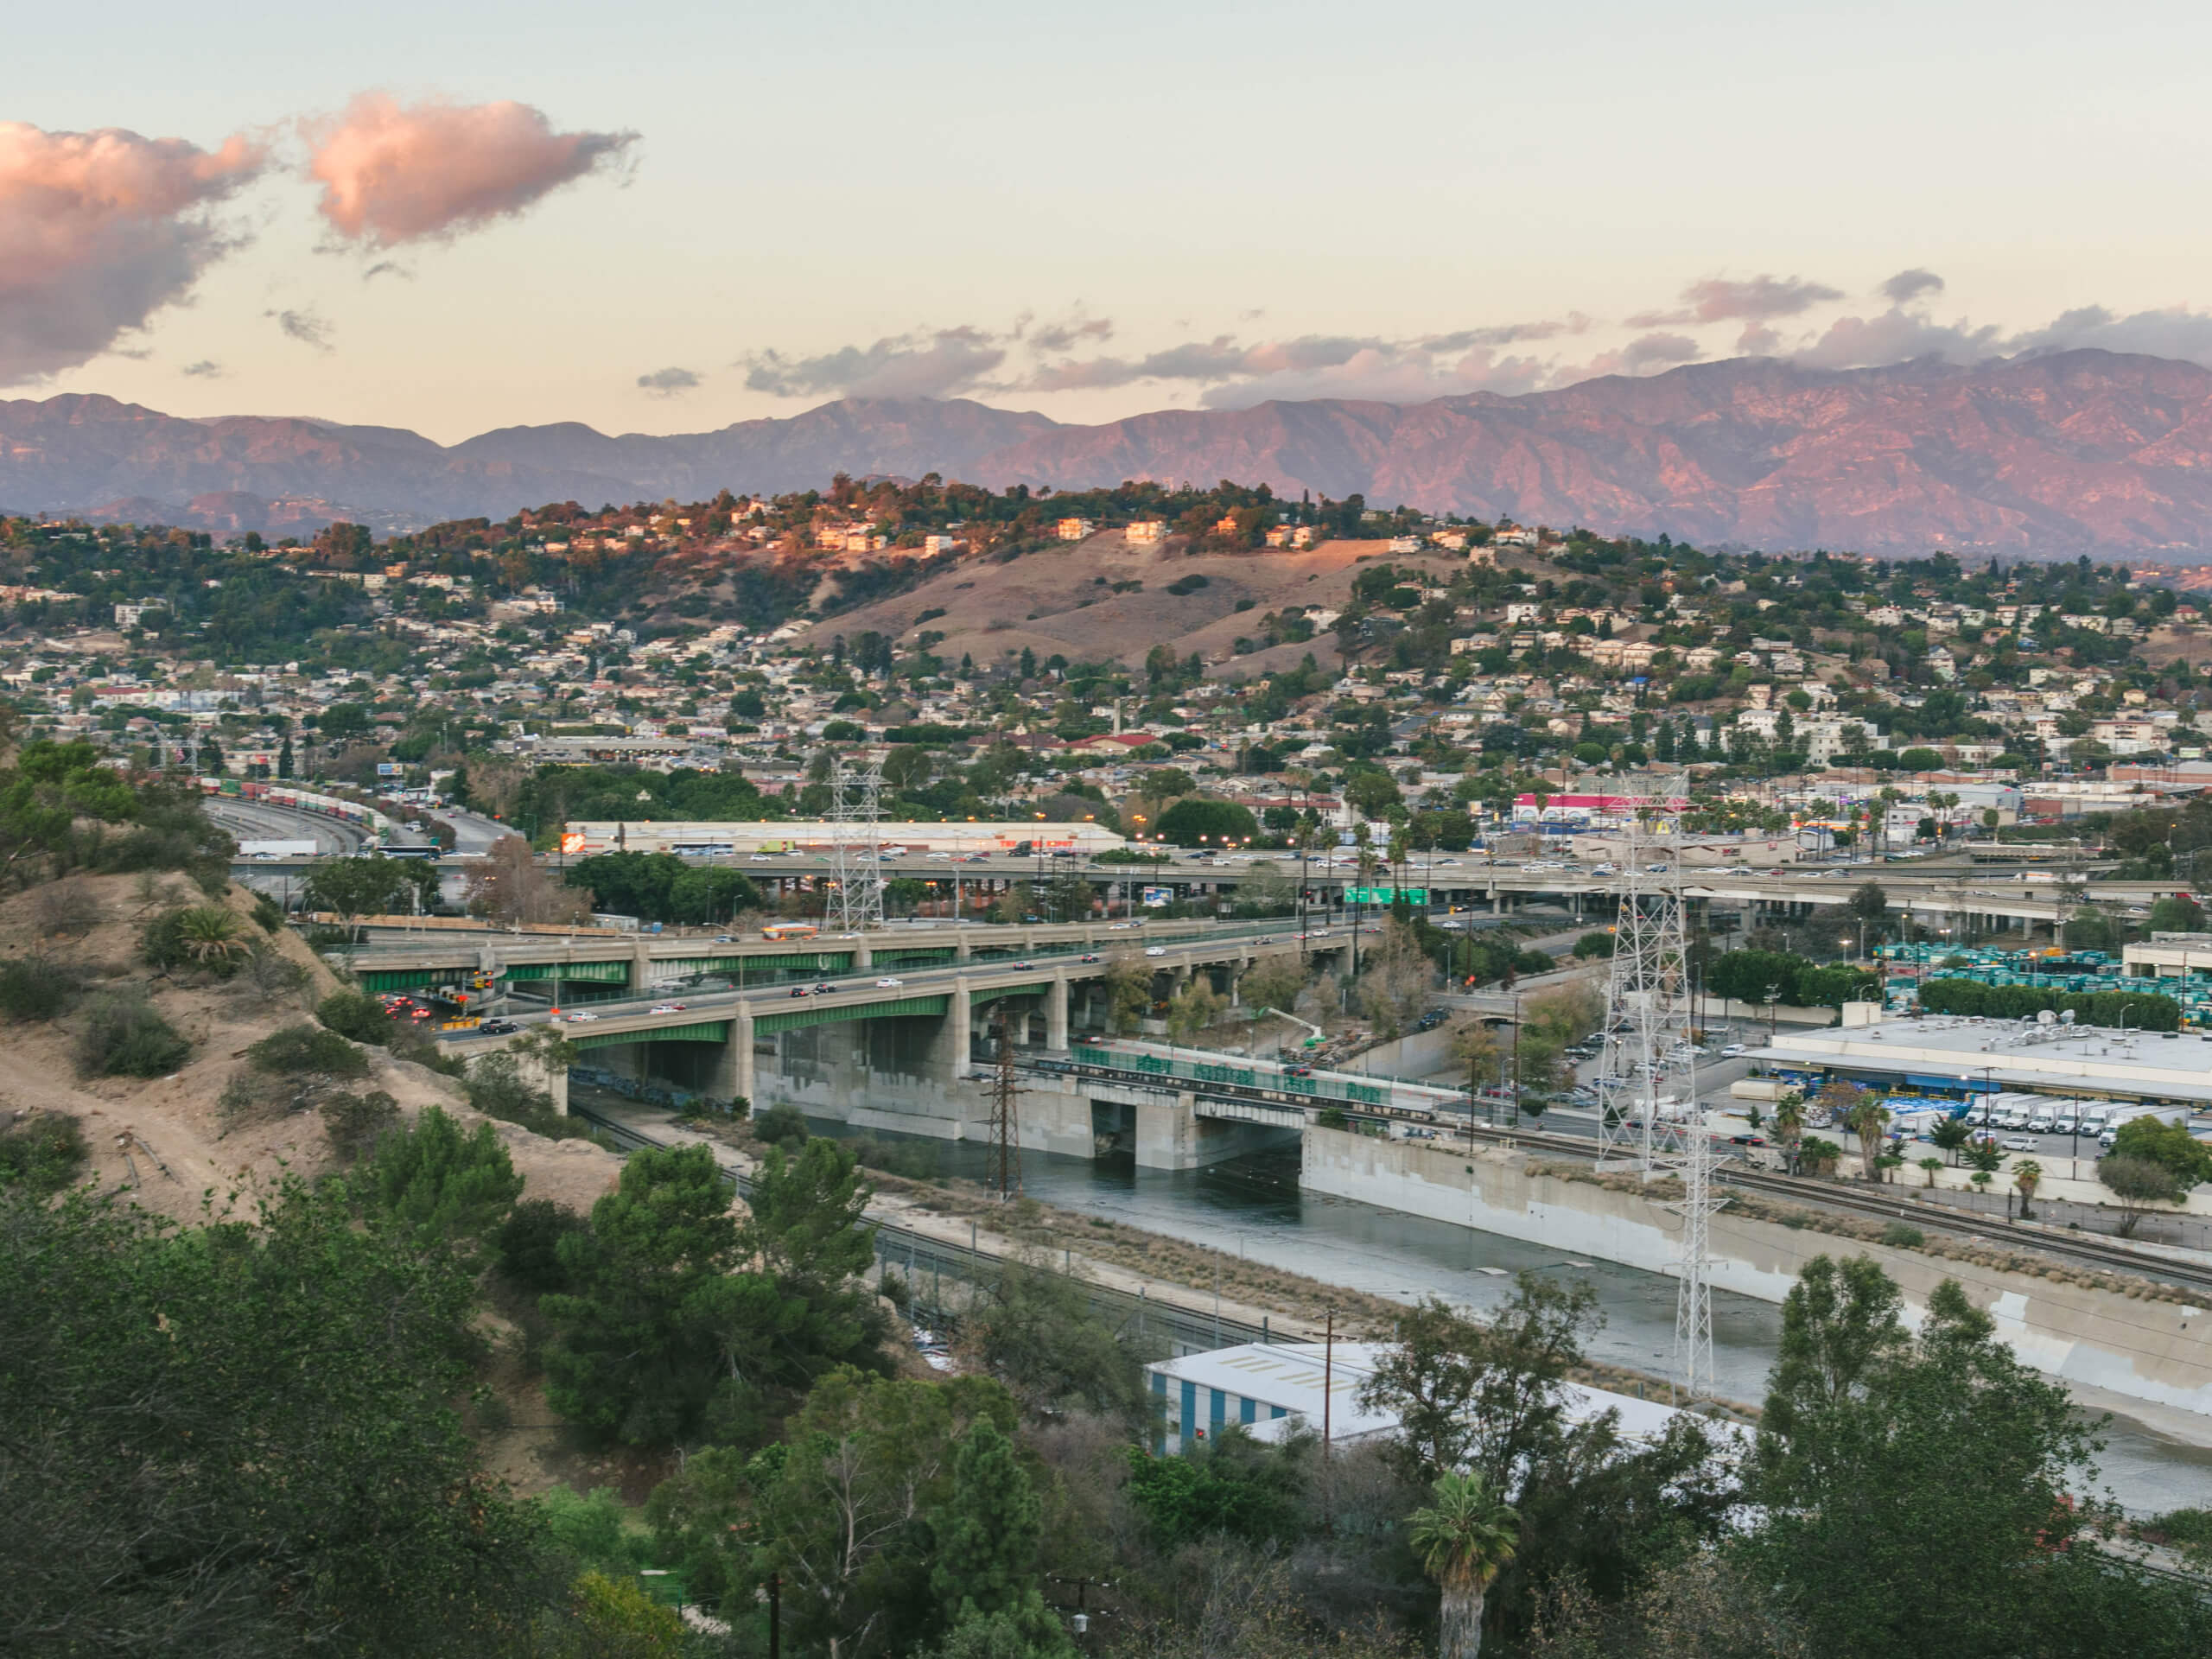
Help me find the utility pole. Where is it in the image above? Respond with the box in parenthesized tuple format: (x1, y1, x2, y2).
(987, 1003, 1023, 1200)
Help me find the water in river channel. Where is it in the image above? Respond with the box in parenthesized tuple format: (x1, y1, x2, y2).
(814, 1122, 2212, 1516)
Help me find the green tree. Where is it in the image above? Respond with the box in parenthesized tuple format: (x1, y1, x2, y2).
(2108, 1116, 2212, 1186)
(959, 1251, 1159, 1422)
(2148, 893, 2205, 932)
(2099, 1154, 2189, 1237)
(1154, 796, 1260, 847)
(541, 1142, 746, 1445)
(1409, 1470, 1521, 1659)
(1359, 1277, 1599, 1489)
(0, 1180, 559, 1652)
(931, 1416, 1067, 1655)
(361, 1103, 524, 1260)
(303, 853, 437, 924)
(1741, 1255, 2207, 1657)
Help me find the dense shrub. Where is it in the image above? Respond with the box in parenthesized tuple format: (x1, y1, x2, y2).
(0, 954, 82, 1020)
(1915, 978, 2181, 1030)
(496, 1198, 590, 1294)
(318, 990, 397, 1045)
(462, 1052, 577, 1138)
(753, 1102, 810, 1147)
(77, 992, 192, 1077)
(1707, 948, 1882, 1009)
(248, 1023, 371, 1079)
(141, 905, 252, 978)
(0, 1111, 89, 1194)
(321, 1090, 401, 1163)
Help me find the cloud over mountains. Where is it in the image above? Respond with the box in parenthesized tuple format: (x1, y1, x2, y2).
(0, 122, 265, 381)
(301, 94, 636, 249)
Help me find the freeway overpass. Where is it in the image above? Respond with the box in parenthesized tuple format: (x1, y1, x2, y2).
(432, 921, 1333, 1156)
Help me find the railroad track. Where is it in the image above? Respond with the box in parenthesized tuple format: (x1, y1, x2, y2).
(1715, 1165, 2212, 1295)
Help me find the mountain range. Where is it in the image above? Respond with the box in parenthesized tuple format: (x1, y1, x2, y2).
(10, 350, 2212, 556)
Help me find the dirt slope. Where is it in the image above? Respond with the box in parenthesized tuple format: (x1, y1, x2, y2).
(823, 534, 1472, 673)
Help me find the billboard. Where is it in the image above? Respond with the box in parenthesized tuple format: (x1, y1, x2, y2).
(1141, 887, 1172, 908)
(376, 762, 401, 777)
(560, 832, 587, 855)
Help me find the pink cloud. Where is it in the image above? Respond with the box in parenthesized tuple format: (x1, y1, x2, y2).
(0, 121, 265, 383)
(303, 94, 636, 248)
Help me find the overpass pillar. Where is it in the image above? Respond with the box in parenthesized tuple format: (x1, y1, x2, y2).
(628, 939, 653, 991)
(955, 931, 972, 961)
(714, 1008, 757, 1106)
(925, 976, 974, 1082)
(1047, 973, 1069, 1050)
(851, 938, 872, 970)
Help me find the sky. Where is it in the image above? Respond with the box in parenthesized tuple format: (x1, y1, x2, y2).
(10, 0, 2212, 443)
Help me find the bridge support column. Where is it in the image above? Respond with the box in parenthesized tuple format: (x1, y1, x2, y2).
(1135, 1090, 1199, 1169)
(713, 1008, 757, 1106)
(925, 977, 974, 1082)
(1047, 974, 1069, 1050)
(628, 939, 653, 991)
(851, 939, 872, 970)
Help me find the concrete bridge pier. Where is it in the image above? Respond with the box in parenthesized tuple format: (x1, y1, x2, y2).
(1137, 1090, 1199, 1168)
(1047, 974, 1069, 1049)
(710, 1009, 757, 1104)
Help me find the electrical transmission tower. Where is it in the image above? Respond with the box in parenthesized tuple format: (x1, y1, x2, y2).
(986, 1004, 1023, 1201)
(829, 757, 885, 933)
(1590, 791, 1719, 1402)
(1593, 814, 1695, 1174)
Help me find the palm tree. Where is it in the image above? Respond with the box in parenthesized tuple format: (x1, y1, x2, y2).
(2014, 1158, 2044, 1220)
(1408, 1471, 1520, 1659)
(1846, 1097, 1892, 1183)
(1771, 1090, 1807, 1174)
(1917, 1156, 1943, 1188)
(177, 905, 251, 968)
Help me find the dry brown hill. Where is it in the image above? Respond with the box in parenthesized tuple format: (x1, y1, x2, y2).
(821, 534, 1476, 677)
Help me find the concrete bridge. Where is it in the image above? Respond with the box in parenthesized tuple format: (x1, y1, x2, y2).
(435, 925, 1349, 1165)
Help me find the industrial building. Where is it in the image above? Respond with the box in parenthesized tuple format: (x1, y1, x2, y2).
(1145, 1339, 1688, 1454)
(1758, 1009, 2212, 1110)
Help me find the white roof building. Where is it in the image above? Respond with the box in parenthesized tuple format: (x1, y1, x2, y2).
(1145, 1339, 1692, 1454)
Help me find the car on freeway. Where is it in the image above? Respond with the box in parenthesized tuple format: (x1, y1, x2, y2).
(749, 855, 772, 862)
(1286, 1065, 1314, 1077)
(788, 986, 810, 998)
(1074, 1033, 1105, 1045)
(715, 935, 734, 944)
(649, 1001, 687, 1014)
(562, 1010, 599, 1023)
(1079, 953, 1101, 963)
(876, 976, 904, 988)
(814, 982, 835, 994)
(1011, 960, 1033, 970)
(1720, 1044, 1747, 1058)
(1591, 862, 1618, 875)
(478, 1018, 517, 1036)
(1644, 862, 1670, 874)
(1145, 946, 1167, 957)
(2000, 1135, 2037, 1152)
(1730, 1133, 1768, 1146)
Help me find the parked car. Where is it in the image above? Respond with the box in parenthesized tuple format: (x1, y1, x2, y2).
(2000, 1135, 2037, 1152)
(1721, 1044, 1747, 1058)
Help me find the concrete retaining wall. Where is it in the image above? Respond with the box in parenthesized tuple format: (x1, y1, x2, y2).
(1301, 1127, 2212, 1417)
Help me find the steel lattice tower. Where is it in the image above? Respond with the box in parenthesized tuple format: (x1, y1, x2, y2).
(828, 757, 885, 932)
(1593, 817, 1695, 1174)
(986, 1004, 1023, 1200)
(1589, 791, 1720, 1402)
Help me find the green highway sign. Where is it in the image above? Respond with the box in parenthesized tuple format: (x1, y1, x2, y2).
(1344, 887, 1426, 905)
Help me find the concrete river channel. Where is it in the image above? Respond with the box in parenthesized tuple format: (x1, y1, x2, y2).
(804, 1120, 2212, 1516)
